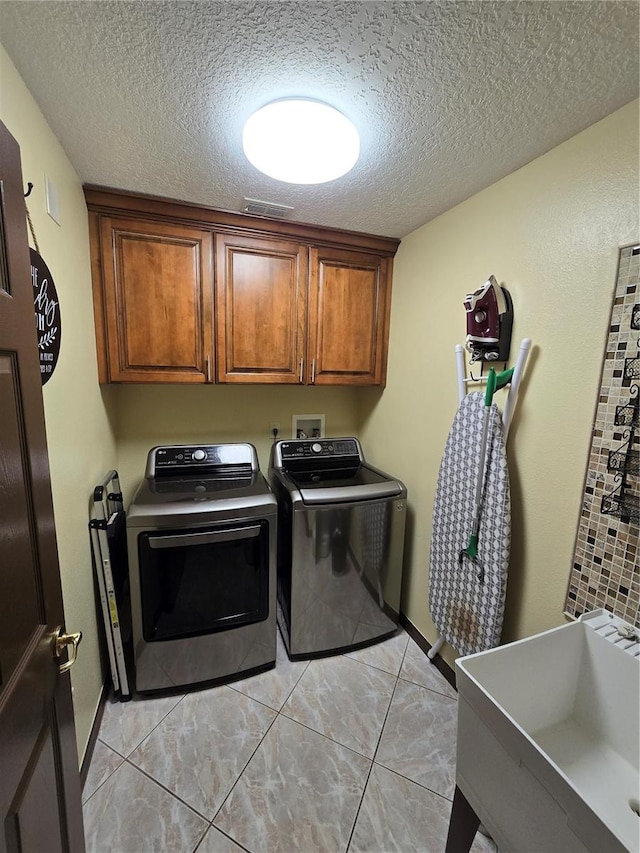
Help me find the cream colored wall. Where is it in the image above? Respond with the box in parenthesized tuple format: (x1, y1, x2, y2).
(0, 46, 118, 761)
(114, 384, 361, 501)
(360, 100, 640, 669)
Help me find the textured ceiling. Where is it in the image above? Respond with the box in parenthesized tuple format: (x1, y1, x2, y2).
(1, 1, 638, 238)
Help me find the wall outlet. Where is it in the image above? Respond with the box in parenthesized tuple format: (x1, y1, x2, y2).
(269, 422, 280, 438)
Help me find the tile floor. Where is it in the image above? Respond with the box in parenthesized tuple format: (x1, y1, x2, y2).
(82, 628, 496, 853)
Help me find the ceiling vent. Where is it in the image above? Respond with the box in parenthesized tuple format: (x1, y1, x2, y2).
(242, 198, 294, 219)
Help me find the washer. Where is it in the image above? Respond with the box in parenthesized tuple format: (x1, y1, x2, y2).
(269, 437, 407, 659)
(126, 443, 276, 692)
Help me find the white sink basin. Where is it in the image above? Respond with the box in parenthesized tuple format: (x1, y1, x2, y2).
(455, 611, 640, 852)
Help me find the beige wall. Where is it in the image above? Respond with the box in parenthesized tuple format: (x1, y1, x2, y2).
(360, 100, 640, 668)
(115, 384, 361, 500)
(0, 46, 118, 761)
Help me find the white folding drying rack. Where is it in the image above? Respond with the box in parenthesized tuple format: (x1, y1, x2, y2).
(427, 337, 532, 661)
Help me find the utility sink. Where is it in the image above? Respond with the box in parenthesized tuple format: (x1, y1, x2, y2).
(454, 610, 640, 852)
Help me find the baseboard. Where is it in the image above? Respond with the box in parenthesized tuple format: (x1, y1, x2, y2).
(399, 613, 457, 691)
(80, 677, 110, 787)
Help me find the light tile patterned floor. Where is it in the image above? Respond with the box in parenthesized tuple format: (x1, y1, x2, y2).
(83, 629, 496, 853)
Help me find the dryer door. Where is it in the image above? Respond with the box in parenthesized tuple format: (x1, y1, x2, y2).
(137, 520, 270, 642)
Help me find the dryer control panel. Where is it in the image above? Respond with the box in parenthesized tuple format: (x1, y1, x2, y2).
(145, 444, 258, 478)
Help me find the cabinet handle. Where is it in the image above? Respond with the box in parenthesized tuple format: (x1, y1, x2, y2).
(311, 359, 316, 383)
(205, 355, 212, 383)
(299, 357, 304, 383)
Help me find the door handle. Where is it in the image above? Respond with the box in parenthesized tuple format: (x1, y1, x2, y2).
(54, 627, 83, 674)
(299, 357, 304, 383)
(147, 525, 261, 549)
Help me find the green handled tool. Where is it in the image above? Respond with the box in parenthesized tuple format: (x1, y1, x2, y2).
(459, 366, 514, 581)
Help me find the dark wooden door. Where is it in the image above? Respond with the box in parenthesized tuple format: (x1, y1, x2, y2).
(95, 216, 214, 383)
(308, 247, 391, 385)
(215, 233, 308, 383)
(0, 122, 85, 851)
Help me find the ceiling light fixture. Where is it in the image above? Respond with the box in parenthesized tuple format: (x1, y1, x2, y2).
(242, 99, 360, 185)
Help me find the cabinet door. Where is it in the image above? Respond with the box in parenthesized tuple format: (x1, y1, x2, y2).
(98, 217, 213, 382)
(308, 247, 391, 385)
(216, 234, 307, 383)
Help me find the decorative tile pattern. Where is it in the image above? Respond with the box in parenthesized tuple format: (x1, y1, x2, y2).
(565, 244, 640, 627)
(129, 685, 276, 819)
(213, 714, 370, 851)
(83, 760, 207, 853)
(281, 654, 396, 757)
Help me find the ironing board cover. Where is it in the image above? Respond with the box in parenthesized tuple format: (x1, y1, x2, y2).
(429, 392, 510, 656)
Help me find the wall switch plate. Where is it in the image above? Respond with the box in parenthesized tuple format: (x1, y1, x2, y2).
(45, 174, 61, 226)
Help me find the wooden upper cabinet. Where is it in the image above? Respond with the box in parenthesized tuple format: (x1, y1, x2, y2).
(93, 216, 213, 382)
(85, 187, 400, 386)
(216, 234, 308, 383)
(307, 247, 391, 385)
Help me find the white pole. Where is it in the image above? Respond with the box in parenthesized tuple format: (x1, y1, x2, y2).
(427, 635, 446, 660)
(502, 338, 532, 440)
(455, 344, 466, 403)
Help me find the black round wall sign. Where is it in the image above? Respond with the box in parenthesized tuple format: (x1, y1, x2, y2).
(30, 248, 62, 386)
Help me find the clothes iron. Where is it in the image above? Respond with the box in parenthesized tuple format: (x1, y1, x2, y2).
(464, 275, 513, 362)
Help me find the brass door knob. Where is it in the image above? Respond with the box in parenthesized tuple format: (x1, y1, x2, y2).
(54, 627, 83, 674)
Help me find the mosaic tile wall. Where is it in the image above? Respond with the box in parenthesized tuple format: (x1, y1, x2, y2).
(565, 244, 639, 627)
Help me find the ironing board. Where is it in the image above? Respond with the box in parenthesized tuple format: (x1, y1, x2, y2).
(429, 392, 510, 656)
(427, 338, 531, 660)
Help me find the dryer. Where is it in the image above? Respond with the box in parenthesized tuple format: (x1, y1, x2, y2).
(127, 444, 277, 692)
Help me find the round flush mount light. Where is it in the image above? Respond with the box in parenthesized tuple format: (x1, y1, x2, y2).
(242, 99, 360, 184)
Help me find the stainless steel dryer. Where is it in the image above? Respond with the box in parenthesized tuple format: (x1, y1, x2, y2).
(269, 437, 407, 659)
(126, 444, 277, 692)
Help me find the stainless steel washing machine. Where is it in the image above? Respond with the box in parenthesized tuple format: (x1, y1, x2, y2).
(126, 444, 277, 692)
(269, 437, 407, 659)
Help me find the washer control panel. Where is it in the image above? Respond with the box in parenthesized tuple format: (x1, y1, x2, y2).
(278, 438, 361, 462)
